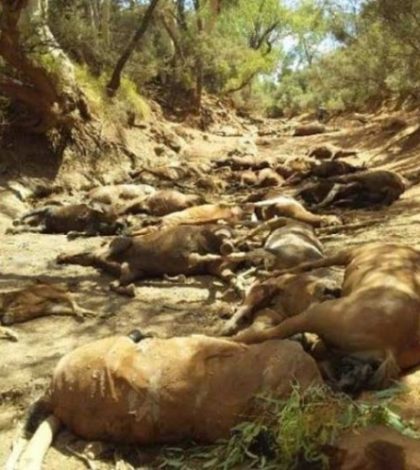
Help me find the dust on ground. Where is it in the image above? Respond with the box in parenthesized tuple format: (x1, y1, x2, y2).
(1, 109, 420, 468)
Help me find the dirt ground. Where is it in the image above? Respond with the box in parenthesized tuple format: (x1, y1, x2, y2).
(1, 110, 420, 469)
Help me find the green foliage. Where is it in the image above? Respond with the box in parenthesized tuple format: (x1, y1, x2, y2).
(74, 65, 150, 122)
(74, 65, 105, 112)
(214, 0, 287, 94)
(271, 0, 420, 115)
(9, 0, 420, 118)
(288, 0, 330, 67)
(119, 78, 151, 119)
(159, 385, 419, 470)
(47, 0, 293, 112)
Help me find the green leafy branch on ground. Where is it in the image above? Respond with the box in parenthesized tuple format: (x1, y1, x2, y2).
(160, 384, 419, 470)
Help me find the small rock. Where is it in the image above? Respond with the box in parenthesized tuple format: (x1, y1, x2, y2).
(154, 146, 165, 157)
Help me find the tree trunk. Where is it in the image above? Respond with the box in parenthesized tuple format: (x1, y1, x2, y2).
(193, 0, 203, 111)
(20, 0, 77, 90)
(191, 0, 223, 111)
(159, 11, 185, 82)
(207, 0, 221, 33)
(176, 0, 188, 31)
(84, 1, 97, 30)
(224, 71, 260, 95)
(91, 0, 101, 28)
(0, 0, 88, 132)
(101, 0, 111, 46)
(106, 0, 160, 97)
(159, 13, 184, 62)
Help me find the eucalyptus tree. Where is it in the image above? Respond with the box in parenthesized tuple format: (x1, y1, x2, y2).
(0, 0, 89, 132)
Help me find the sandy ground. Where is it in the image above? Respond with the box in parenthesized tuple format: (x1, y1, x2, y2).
(1, 113, 420, 468)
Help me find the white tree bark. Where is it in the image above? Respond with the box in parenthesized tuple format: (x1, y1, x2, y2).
(19, 0, 76, 93)
(101, 0, 111, 46)
(0, 0, 89, 131)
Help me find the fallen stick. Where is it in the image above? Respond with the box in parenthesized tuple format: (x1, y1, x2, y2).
(316, 218, 384, 234)
(319, 234, 347, 242)
(131, 167, 195, 191)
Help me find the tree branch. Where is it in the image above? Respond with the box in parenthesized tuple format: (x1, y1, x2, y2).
(223, 70, 260, 94)
(106, 0, 161, 97)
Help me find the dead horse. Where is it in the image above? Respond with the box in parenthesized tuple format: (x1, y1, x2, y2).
(9, 335, 320, 469)
(232, 243, 420, 389)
